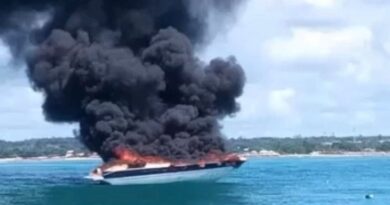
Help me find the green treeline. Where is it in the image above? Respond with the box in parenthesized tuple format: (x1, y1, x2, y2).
(227, 136, 390, 154)
(0, 137, 87, 158)
(1, 136, 390, 158)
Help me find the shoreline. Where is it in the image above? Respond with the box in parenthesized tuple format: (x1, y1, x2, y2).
(1, 152, 390, 163)
(0, 156, 101, 163)
(245, 151, 390, 158)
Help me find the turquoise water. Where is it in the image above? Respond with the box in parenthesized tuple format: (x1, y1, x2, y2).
(1, 157, 389, 205)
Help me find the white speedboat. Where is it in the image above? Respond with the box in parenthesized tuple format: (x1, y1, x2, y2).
(86, 157, 246, 185)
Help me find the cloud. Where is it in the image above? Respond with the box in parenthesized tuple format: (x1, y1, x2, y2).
(339, 61, 373, 83)
(354, 110, 375, 125)
(303, 0, 337, 8)
(266, 26, 372, 62)
(264, 0, 339, 8)
(0, 40, 11, 66)
(233, 83, 266, 120)
(268, 88, 296, 116)
(202, 0, 390, 137)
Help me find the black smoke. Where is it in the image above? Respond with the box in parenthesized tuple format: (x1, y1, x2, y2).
(1, 0, 246, 161)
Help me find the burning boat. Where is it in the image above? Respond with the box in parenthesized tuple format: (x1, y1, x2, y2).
(86, 148, 246, 185)
(5, 0, 247, 186)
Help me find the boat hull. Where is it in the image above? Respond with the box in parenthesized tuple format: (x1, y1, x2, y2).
(86, 157, 246, 185)
(102, 165, 236, 185)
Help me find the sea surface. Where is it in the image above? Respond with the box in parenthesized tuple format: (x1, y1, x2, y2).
(0, 156, 389, 205)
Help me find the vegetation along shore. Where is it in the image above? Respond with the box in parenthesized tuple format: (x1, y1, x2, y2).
(1, 136, 390, 161)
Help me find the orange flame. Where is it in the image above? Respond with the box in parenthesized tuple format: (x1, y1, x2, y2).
(113, 146, 169, 165)
(99, 146, 242, 171)
(142, 156, 170, 163)
(114, 147, 141, 162)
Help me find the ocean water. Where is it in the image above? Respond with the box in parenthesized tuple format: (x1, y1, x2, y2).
(0, 157, 389, 205)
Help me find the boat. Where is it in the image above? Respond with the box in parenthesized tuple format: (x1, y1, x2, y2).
(86, 156, 246, 185)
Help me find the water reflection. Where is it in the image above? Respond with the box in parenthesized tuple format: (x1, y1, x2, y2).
(39, 182, 247, 205)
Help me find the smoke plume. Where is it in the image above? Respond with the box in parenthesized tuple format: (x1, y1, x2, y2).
(1, 0, 246, 161)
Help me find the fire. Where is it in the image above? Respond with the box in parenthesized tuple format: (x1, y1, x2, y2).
(113, 146, 169, 166)
(142, 156, 170, 163)
(200, 150, 224, 163)
(113, 147, 241, 165)
(114, 147, 141, 162)
(222, 153, 241, 162)
(96, 146, 243, 172)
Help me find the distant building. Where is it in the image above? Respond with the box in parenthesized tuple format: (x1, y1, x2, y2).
(76, 152, 86, 157)
(257, 149, 280, 156)
(363, 148, 375, 152)
(250, 150, 258, 155)
(65, 150, 75, 158)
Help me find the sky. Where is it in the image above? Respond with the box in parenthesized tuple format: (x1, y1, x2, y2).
(1, 0, 390, 140)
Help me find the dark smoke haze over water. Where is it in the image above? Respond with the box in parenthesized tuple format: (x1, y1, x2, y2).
(0, 0, 246, 161)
